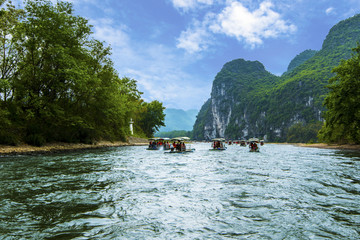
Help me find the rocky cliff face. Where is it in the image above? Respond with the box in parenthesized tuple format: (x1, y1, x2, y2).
(192, 59, 278, 140)
(193, 14, 360, 141)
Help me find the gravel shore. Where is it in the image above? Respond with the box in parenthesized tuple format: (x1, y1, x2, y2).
(0, 137, 148, 156)
(295, 143, 360, 151)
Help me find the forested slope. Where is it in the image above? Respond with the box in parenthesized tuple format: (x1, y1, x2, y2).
(193, 14, 360, 142)
(0, 0, 165, 146)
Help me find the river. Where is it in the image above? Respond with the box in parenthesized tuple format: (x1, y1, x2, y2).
(0, 143, 359, 239)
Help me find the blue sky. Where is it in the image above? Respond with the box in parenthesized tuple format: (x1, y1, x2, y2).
(15, 0, 360, 110)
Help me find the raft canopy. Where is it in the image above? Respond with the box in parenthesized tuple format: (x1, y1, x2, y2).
(149, 137, 171, 141)
(170, 137, 182, 141)
(212, 138, 225, 142)
(180, 137, 190, 141)
(170, 137, 190, 142)
(248, 138, 260, 142)
(158, 137, 170, 141)
(148, 137, 161, 141)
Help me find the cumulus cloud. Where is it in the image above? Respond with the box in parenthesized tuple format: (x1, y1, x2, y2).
(176, 0, 297, 52)
(210, 1, 297, 48)
(176, 20, 212, 54)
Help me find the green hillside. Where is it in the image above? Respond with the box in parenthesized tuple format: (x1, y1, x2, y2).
(284, 50, 318, 74)
(192, 14, 360, 142)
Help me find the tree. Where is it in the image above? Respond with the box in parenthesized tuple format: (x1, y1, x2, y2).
(319, 43, 360, 144)
(0, 0, 24, 102)
(137, 101, 165, 138)
(286, 122, 322, 143)
(0, 0, 165, 145)
(0, 0, 24, 145)
(11, 0, 95, 144)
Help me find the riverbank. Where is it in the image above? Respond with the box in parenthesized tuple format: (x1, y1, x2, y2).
(296, 143, 360, 151)
(0, 137, 148, 156)
(2, 140, 359, 156)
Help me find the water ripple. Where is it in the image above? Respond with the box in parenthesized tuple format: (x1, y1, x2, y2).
(0, 143, 359, 239)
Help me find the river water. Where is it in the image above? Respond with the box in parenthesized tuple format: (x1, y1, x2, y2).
(0, 143, 359, 239)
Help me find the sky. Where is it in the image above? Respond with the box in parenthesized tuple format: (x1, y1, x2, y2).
(14, 0, 360, 110)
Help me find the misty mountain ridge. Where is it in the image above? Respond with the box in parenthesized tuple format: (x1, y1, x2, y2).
(157, 108, 198, 132)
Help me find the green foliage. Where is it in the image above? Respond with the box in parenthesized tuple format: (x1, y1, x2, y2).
(192, 98, 211, 140)
(0, 0, 164, 145)
(193, 14, 360, 142)
(318, 43, 360, 144)
(0, 0, 24, 102)
(136, 100, 165, 138)
(0, 106, 19, 145)
(286, 122, 323, 143)
(25, 134, 46, 146)
(284, 50, 318, 74)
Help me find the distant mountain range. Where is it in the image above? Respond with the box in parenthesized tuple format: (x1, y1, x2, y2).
(192, 14, 360, 141)
(157, 108, 198, 132)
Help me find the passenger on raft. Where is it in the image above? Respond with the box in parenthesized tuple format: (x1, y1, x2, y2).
(213, 141, 223, 149)
(250, 142, 258, 151)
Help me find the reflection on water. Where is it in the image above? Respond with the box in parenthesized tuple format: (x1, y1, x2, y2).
(0, 144, 359, 239)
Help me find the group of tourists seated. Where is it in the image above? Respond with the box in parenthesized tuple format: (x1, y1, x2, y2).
(249, 142, 258, 151)
(170, 141, 186, 152)
(148, 141, 157, 149)
(213, 141, 224, 149)
(148, 141, 171, 150)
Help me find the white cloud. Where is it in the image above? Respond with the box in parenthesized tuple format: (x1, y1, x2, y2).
(124, 44, 211, 110)
(176, 20, 212, 53)
(210, 1, 297, 48)
(90, 18, 130, 48)
(127, 68, 210, 110)
(89, 18, 210, 109)
(89, 18, 140, 67)
(325, 7, 335, 15)
(176, 1, 296, 53)
(170, 0, 214, 11)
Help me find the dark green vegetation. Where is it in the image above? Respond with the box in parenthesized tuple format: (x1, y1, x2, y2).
(0, 0, 164, 146)
(283, 50, 318, 74)
(136, 100, 166, 138)
(318, 44, 360, 144)
(286, 122, 323, 143)
(193, 14, 360, 143)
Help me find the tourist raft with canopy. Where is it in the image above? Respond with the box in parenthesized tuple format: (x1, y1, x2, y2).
(248, 138, 260, 152)
(210, 138, 227, 150)
(164, 137, 195, 153)
(147, 137, 171, 150)
(240, 139, 247, 146)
